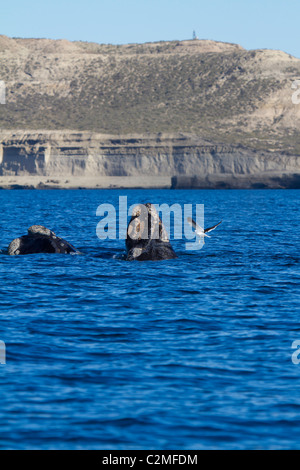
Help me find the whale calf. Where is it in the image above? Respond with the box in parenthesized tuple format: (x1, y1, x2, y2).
(8, 225, 79, 256)
(126, 203, 177, 261)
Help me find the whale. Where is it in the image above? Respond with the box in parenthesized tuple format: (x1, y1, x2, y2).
(7, 225, 79, 256)
(126, 203, 177, 261)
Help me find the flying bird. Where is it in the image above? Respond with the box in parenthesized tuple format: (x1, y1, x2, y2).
(187, 217, 222, 243)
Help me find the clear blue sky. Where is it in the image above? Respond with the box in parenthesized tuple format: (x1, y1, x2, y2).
(2, 0, 300, 57)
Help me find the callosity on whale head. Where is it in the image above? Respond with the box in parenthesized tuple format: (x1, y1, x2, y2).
(7, 225, 79, 256)
(126, 203, 177, 261)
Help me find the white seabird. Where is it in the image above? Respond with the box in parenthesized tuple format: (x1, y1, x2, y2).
(187, 217, 222, 243)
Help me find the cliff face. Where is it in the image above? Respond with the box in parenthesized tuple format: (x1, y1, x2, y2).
(0, 131, 299, 188)
(0, 35, 300, 188)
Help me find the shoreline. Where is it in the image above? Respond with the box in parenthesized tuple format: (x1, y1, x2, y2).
(0, 175, 172, 190)
(0, 173, 299, 189)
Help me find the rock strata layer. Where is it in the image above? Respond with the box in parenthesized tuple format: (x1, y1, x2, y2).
(0, 131, 299, 188)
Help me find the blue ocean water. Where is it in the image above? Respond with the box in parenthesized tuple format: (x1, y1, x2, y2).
(0, 189, 299, 450)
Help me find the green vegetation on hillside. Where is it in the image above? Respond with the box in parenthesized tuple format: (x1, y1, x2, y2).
(0, 37, 300, 152)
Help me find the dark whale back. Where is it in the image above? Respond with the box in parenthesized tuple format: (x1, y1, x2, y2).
(8, 225, 78, 256)
(126, 203, 177, 261)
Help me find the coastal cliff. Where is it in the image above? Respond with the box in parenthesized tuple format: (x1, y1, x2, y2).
(0, 36, 300, 188)
(0, 131, 299, 188)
